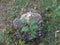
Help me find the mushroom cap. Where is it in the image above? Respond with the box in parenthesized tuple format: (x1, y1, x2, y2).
(13, 11, 43, 30)
(12, 11, 44, 41)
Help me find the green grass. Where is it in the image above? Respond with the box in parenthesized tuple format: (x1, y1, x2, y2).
(0, 0, 60, 45)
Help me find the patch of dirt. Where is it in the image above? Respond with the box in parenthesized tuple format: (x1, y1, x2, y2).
(0, 0, 15, 31)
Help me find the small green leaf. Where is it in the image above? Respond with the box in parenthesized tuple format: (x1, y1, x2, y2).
(0, 31, 4, 43)
(29, 18, 36, 25)
(21, 26, 29, 32)
(19, 40, 25, 45)
(5, 38, 12, 45)
(21, 18, 27, 23)
(55, 6, 60, 16)
(30, 24, 39, 30)
(30, 31, 36, 38)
